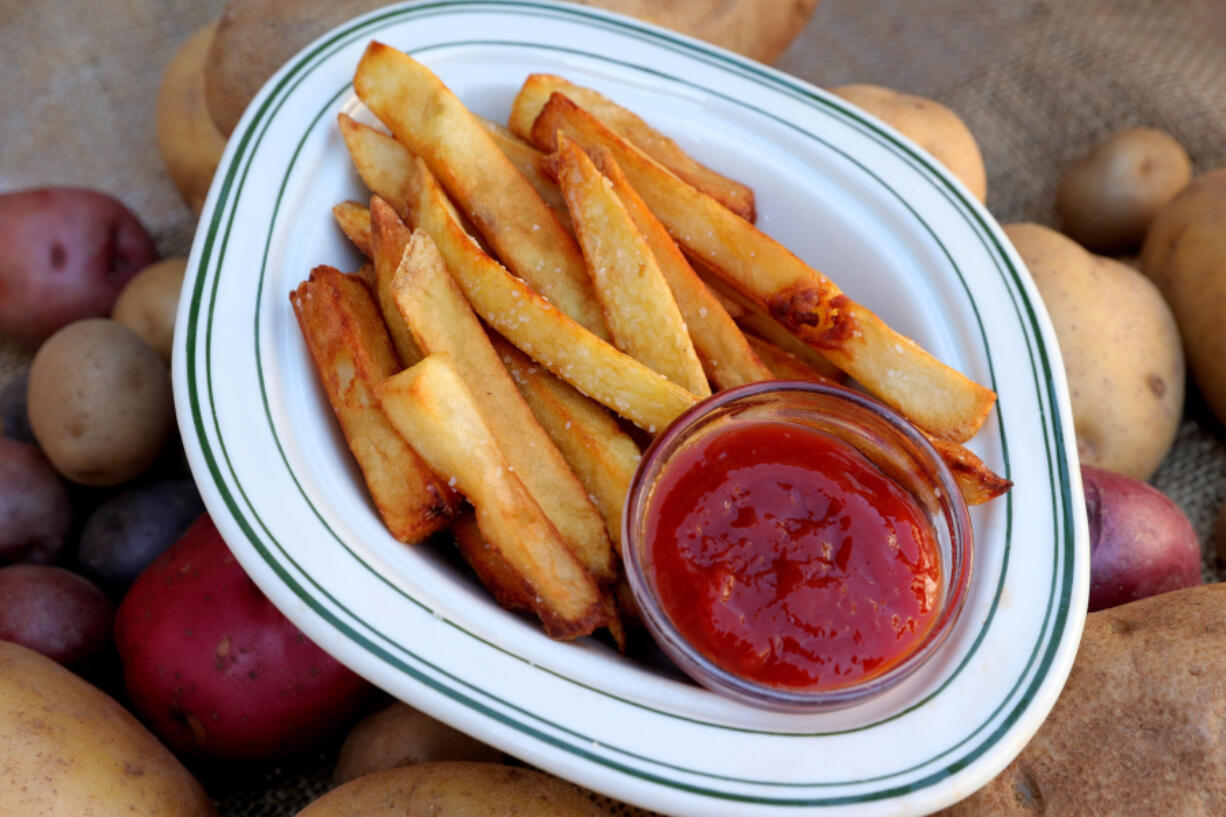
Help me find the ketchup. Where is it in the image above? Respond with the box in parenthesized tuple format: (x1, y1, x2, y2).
(646, 420, 941, 691)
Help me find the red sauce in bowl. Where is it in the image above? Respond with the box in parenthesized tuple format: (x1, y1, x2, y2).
(646, 419, 942, 691)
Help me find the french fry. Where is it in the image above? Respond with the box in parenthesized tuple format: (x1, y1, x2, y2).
(402, 155, 699, 433)
(926, 437, 1013, 506)
(494, 335, 641, 547)
(339, 114, 481, 249)
(550, 134, 709, 396)
(353, 42, 608, 339)
(369, 196, 422, 367)
(478, 116, 574, 234)
(354, 260, 374, 288)
(591, 146, 772, 390)
(333, 200, 372, 257)
(452, 513, 533, 612)
(289, 267, 461, 543)
(746, 334, 836, 385)
(700, 270, 843, 380)
(389, 227, 615, 583)
(377, 354, 608, 639)
(509, 73, 756, 222)
(530, 92, 996, 443)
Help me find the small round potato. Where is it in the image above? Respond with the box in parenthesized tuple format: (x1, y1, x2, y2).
(1057, 127, 1192, 252)
(112, 258, 188, 364)
(0, 188, 157, 345)
(1005, 223, 1184, 480)
(28, 319, 174, 486)
(298, 762, 608, 817)
(829, 84, 987, 203)
(1140, 168, 1226, 429)
(157, 24, 227, 214)
(335, 702, 502, 784)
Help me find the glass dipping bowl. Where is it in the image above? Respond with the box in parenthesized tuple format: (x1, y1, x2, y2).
(622, 381, 974, 712)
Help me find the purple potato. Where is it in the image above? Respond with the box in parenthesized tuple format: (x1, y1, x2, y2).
(0, 188, 157, 345)
(76, 478, 204, 590)
(1083, 465, 1202, 611)
(0, 565, 114, 665)
(0, 373, 34, 443)
(0, 438, 72, 564)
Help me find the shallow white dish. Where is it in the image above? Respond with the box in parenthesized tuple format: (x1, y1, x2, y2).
(174, 2, 1089, 815)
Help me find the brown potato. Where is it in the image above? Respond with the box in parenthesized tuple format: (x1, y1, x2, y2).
(1140, 168, 1226, 429)
(829, 84, 987, 203)
(299, 762, 608, 817)
(157, 23, 228, 214)
(935, 584, 1226, 816)
(0, 640, 217, 817)
(334, 702, 502, 784)
(28, 319, 174, 486)
(111, 258, 188, 364)
(1005, 223, 1183, 479)
(1057, 127, 1192, 252)
(204, 0, 817, 135)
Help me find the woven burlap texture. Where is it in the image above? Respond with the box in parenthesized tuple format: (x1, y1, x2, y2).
(2, 1, 1224, 815)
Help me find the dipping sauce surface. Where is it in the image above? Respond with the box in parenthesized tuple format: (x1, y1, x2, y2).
(646, 420, 941, 691)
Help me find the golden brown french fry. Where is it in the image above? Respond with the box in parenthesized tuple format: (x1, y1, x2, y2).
(926, 437, 1013, 506)
(403, 156, 699, 433)
(353, 42, 608, 339)
(390, 229, 615, 583)
(452, 513, 533, 612)
(530, 93, 996, 443)
(477, 116, 574, 234)
(333, 200, 372, 257)
(509, 73, 756, 221)
(289, 267, 461, 543)
(377, 354, 608, 639)
(746, 334, 836, 385)
(369, 196, 422, 367)
(354, 261, 375, 288)
(591, 146, 772, 390)
(494, 335, 641, 547)
(700, 270, 843, 380)
(338, 114, 418, 216)
(550, 135, 709, 396)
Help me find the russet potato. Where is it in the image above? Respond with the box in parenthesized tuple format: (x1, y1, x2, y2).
(1005, 223, 1183, 480)
(204, 0, 818, 135)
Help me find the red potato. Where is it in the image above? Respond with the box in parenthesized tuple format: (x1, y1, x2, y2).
(0, 188, 157, 344)
(114, 514, 372, 761)
(1083, 465, 1201, 611)
(0, 438, 73, 564)
(0, 565, 113, 665)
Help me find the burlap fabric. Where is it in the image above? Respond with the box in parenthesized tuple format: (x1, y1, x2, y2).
(2, 1, 1224, 814)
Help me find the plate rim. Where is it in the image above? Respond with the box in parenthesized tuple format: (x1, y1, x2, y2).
(174, 1, 1088, 812)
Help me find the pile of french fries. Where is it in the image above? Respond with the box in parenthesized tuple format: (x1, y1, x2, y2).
(290, 41, 1011, 642)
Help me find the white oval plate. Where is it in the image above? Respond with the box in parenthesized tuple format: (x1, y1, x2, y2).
(175, 2, 1088, 815)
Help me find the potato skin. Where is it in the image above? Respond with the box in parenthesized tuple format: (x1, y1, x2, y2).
(0, 438, 72, 564)
(112, 258, 188, 364)
(157, 24, 227, 214)
(335, 702, 502, 784)
(0, 189, 157, 345)
(1140, 168, 1226, 428)
(1005, 223, 1183, 479)
(0, 565, 114, 665)
(28, 319, 174, 486)
(1082, 465, 1200, 611)
(0, 640, 217, 817)
(299, 762, 609, 817)
(1057, 127, 1192, 252)
(115, 514, 372, 761)
(829, 84, 987, 203)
